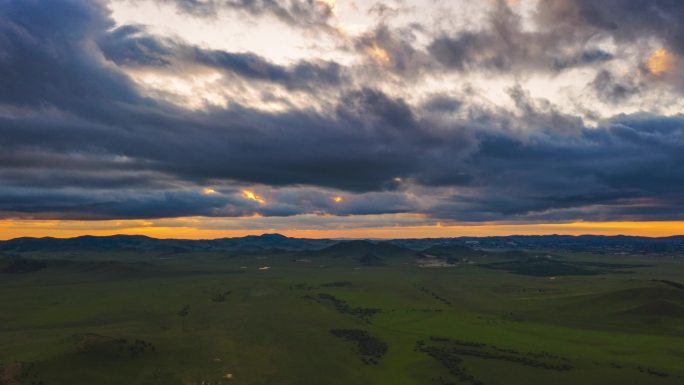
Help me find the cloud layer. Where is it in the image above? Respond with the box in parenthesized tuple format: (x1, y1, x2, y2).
(0, 0, 683, 226)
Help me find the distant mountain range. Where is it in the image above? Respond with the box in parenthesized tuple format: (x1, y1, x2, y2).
(1, 233, 684, 255)
(390, 235, 684, 254)
(0, 233, 335, 253)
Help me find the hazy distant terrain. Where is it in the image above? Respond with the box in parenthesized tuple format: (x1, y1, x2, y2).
(3, 233, 684, 254)
(2, 235, 684, 385)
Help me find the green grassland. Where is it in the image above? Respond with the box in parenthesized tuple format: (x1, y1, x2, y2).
(1, 249, 684, 385)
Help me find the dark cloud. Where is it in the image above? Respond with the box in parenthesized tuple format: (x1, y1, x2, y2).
(591, 70, 641, 103)
(355, 24, 433, 77)
(427, 3, 617, 74)
(337, 88, 418, 131)
(99, 25, 344, 90)
(535, 0, 684, 93)
(423, 0, 684, 102)
(0, 187, 255, 220)
(536, 0, 684, 55)
(0, 0, 148, 116)
(425, 113, 684, 223)
(192, 48, 343, 90)
(421, 94, 462, 114)
(0, 0, 683, 224)
(156, 0, 335, 30)
(98, 24, 173, 67)
(507, 86, 584, 135)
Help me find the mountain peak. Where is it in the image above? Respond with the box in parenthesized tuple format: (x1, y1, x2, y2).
(258, 233, 288, 239)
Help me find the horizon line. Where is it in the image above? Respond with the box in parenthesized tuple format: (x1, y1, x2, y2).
(2, 232, 684, 242)
(3, 220, 684, 240)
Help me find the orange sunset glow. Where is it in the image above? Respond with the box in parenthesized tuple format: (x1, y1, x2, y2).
(1, 219, 683, 240)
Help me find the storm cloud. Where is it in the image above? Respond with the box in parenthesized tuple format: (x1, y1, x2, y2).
(0, 0, 683, 225)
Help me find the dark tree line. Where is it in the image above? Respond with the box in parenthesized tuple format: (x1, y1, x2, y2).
(419, 287, 452, 306)
(315, 294, 381, 320)
(330, 329, 388, 365)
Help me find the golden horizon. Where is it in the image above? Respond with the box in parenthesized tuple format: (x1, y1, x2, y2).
(1, 219, 683, 240)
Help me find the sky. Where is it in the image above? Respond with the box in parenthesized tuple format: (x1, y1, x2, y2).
(0, 0, 683, 239)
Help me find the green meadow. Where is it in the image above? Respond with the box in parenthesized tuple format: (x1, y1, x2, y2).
(1, 250, 684, 385)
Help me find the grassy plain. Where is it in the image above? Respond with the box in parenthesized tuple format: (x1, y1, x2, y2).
(1, 250, 683, 385)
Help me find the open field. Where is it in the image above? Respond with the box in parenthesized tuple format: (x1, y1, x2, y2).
(2, 244, 684, 385)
